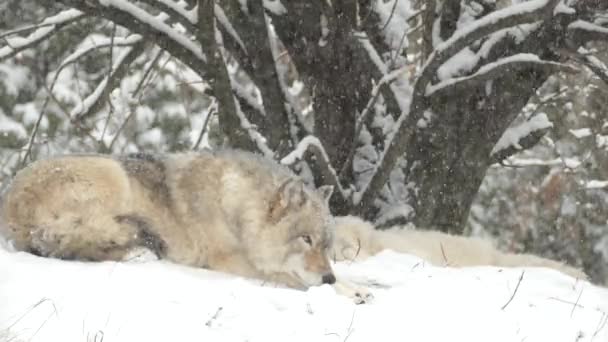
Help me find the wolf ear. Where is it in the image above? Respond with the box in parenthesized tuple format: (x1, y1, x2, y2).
(317, 185, 334, 203)
(268, 178, 307, 222)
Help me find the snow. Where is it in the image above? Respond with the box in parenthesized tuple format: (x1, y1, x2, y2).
(1, 244, 607, 342)
(263, 0, 287, 15)
(14, 103, 48, 130)
(570, 128, 592, 139)
(586, 180, 608, 190)
(0, 111, 27, 139)
(491, 113, 553, 155)
(437, 47, 479, 81)
(280, 135, 325, 165)
(0, 63, 32, 97)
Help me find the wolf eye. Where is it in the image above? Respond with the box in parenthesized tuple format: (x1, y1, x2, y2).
(301, 235, 313, 246)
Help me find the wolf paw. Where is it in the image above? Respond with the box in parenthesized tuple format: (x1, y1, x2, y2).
(333, 280, 374, 304)
(352, 287, 374, 305)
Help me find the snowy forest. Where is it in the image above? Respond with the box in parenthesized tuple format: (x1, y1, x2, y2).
(0, 0, 607, 285)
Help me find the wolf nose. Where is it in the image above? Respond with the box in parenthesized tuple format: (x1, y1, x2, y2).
(322, 273, 336, 285)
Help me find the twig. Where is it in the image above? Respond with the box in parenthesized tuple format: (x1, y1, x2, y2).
(19, 96, 49, 167)
(193, 99, 217, 150)
(380, 0, 400, 32)
(344, 310, 356, 342)
(570, 287, 584, 318)
(439, 242, 449, 266)
(547, 296, 585, 309)
(134, 49, 165, 101)
(593, 311, 608, 338)
(501, 271, 525, 310)
(205, 307, 223, 327)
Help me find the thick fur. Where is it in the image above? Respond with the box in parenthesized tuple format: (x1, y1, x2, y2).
(2, 151, 340, 290)
(332, 216, 587, 280)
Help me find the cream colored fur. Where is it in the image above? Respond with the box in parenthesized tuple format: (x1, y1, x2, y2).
(332, 216, 587, 280)
(2, 151, 345, 292)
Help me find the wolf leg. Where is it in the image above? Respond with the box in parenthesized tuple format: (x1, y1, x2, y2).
(27, 213, 166, 262)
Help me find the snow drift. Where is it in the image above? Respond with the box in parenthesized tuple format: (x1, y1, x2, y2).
(0, 238, 607, 342)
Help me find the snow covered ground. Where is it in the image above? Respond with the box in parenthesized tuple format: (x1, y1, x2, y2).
(1, 238, 607, 342)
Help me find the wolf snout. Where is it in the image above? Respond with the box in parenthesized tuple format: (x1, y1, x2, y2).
(322, 273, 336, 284)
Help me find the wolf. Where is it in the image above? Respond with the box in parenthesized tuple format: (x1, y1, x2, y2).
(331, 216, 587, 280)
(1, 150, 371, 301)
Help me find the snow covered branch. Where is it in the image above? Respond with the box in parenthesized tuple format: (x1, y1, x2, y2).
(0, 9, 86, 61)
(568, 20, 608, 43)
(582, 54, 608, 85)
(280, 136, 349, 201)
(427, 54, 578, 96)
(56, 0, 209, 78)
(355, 0, 562, 212)
(490, 113, 554, 164)
(419, 0, 561, 94)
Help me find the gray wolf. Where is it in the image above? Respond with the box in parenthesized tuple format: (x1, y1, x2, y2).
(331, 216, 587, 280)
(1, 151, 353, 294)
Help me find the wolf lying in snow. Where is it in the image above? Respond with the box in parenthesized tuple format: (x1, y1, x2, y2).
(331, 216, 587, 280)
(1, 151, 371, 302)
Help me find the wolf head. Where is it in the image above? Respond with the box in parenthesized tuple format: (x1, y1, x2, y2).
(253, 179, 336, 289)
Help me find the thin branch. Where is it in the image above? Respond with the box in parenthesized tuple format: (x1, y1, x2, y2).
(379, 0, 400, 32)
(51, 35, 143, 90)
(20, 97, 50, 167)
(501, 271, 525, 310)
(71, 40, 147, 122)
(339, 66, 409, 178)
(193, 99, 217, 150)
(570, 287, 584, 318)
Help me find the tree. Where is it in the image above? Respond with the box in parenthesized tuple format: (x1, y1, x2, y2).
(1, 0, 607, 233)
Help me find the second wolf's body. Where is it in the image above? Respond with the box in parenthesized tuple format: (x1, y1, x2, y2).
(332, 216, 587, 280)
(1, 151, 338, 289)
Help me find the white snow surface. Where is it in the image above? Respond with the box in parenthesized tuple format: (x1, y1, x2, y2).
(1, 242, 607, 342)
